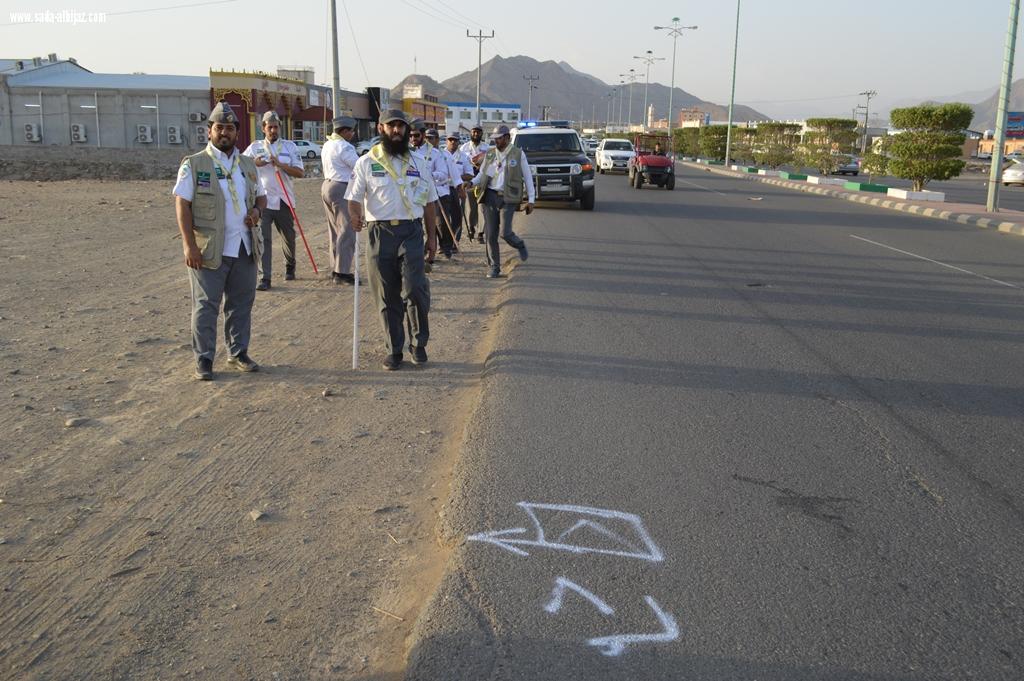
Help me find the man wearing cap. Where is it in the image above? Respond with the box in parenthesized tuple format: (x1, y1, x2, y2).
(472, 124, 535, 278)
(445, 132, 473, 243)
(321, 115, 360, 285)
(173, 100, 267, 381)
(345, 110, 438, 370)
(460, 125, 489, 242)
(243, 111, 305, 290)
(424, 128, 460, 259)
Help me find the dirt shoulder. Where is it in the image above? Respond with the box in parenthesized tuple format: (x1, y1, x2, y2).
(0, 177, 499, 680)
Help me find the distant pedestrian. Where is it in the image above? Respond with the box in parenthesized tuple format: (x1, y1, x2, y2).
(425, 128, 460, 258)
(460, 125, 489, 242)
(472, 124, 535, 278)
(243, 111, 305, 290)
(173, 100, 267, 380)
(321, 115, 360, 285)
(445, 132, 473, 243)
(346, 110, 439, 370)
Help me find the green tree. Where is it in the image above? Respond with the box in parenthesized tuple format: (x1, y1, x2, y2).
(673, 127, 700, 156)
(887, 103, 973, 191)
(860, 135, 892, 180)
(699, 125, 729, 159)
(795, 118, 859, 174)
(753, 122, 801, 168)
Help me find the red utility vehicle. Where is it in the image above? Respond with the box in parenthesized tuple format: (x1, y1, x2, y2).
(627, 134, 675, 190)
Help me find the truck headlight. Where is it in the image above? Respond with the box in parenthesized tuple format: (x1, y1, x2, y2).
(570, 163, 582, 175)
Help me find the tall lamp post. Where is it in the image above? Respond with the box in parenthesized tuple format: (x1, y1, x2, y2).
(724, 0, 742, 167)
(988, 0, 1021, 213)
(606, 91, 615, 129)
(618, 80, 626, 129)
(523, 74, 540, 120)
(655, 18, 697, 153)
(858, 90, 877, 154)
(634, 49, 665, 132)
(619, 69, 638, 129)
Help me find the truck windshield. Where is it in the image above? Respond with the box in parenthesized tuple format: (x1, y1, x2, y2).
(515, 133, 582, 153)
(603, 141, 633, 151)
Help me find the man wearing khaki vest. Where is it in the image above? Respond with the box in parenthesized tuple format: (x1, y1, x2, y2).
(173, 100, 267, 380)
(471, 124, 535, 278)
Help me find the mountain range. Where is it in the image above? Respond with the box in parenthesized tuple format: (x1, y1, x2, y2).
(393, 55, 768, 126)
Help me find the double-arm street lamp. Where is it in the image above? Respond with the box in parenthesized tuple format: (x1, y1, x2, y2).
(655, 18, 697, 151)
(634, 49, 665, 131)
(619, 68, 639, 129)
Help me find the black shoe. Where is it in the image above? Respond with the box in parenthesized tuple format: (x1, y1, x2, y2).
(443, 251, 452, 260)
(425, 261, 433, 274)
(226, 352, 259, 372)
(336, 273, 356, 285)
(411, 346, 428, 365)
(486, 269, 504, 279)
(284, 270, 296, 281)
(517, 242, 528, 262)
(382, 353, 403, 371)
(193, 357, 213, 381)
(256, 280, 270, 291)
(476, 235, 484, 244)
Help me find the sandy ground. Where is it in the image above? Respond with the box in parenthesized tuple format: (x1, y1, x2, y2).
(0, 177, 503, 680)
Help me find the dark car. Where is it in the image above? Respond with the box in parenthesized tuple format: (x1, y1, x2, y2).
(511, 124, 596, 210)
(832, 155, 860, 176)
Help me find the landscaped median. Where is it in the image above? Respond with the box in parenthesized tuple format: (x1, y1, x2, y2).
(684, 160, 1024, 238)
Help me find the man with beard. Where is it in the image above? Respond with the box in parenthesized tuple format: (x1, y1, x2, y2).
(243, 111, 305, 291)
(346, 110, 438, 370)
(459, 125, 489, 242)
(320, 115, 359, 285)
(472, 125, 534, 278)
(173, 100, 267, 380)
(445, 131, 473, 244)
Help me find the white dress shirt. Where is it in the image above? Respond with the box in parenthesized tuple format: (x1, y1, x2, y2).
(414, 142, 451, 197)
(173, 144, 266, 258)
(242, 137, 303, 210)
(345, 150, 439, 222)
(460, 140, 489, 172)
(445, 148, 470, 188)
(321, 136, 359, 183)
(472, 145, 536, 204)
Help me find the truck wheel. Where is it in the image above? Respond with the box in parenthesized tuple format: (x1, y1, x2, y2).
(666, 175, 675, 190)
(599, 166, 605, 175)
(580, 188, 595, 211)
(634, 172, 643, 190)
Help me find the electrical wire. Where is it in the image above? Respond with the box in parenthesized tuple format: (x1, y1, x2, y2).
(341, 0, 379, 110)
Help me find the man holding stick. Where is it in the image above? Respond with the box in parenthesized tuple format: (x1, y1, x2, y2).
(321, 115, 359, 285)
(243, 111, 304, 290)
(460, 124, 489, 243)
(346, 110, 438, 371)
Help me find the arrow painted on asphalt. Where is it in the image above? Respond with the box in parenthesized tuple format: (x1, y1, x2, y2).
(543, 577, 615, 616)
(586, 596, 679, 657)
(465, 527, 531, 556)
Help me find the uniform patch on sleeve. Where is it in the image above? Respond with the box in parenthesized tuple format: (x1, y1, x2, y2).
(178, 161, 190, 179)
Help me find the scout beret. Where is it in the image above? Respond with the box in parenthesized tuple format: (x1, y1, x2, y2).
(208, 100, 239, 126)
(379, 109, 407, 124)
(332, 115, 356, 130)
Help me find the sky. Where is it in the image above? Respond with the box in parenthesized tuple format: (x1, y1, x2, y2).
(1, 0, 1019, 120)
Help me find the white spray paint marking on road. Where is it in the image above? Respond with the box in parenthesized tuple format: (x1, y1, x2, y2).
(586, 596, 679, 657)
(850, 234, 1021, 289)
(466, 502, 665, 562)
(544, 577, 615, 616)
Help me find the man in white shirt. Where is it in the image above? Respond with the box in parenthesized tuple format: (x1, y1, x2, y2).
(320, 115, 360, 284)
(243, 111, 305, 290)
(345, 109, 438, 371)
(173, 100, 267, 380)
(445, 132, 473, 244)
(471, 125, 535, 278)
(460, 125, 489, 242)
(424, 128, 460, 258)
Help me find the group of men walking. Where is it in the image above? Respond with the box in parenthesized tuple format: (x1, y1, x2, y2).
(173, 101, 535, 379)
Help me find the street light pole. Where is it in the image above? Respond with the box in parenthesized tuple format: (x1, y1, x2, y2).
(619, 70, 637, 129)
(467, 30, 495, 128)
(655, 19, 697, 153)
(988, 0, 1021, 212)
(634, 49, 665, 132)
(724, 0, 742, 167)
(523, 74, 539, 120)
(618, 81, 625, 129)
(858, 90, 877, 154)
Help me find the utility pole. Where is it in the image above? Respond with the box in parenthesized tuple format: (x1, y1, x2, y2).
(606, 91, 614, 129)
(618, 80, 625, 128)
(988, 0, 1021, 212)
(467, 29, 495, 128)
(858, 90, 877, 154)
(655, 18, 697, 153)
(329, 0, 341, 126)
(634, 50, 665, 132)
(724, 0, 742, 167)
(619, 69, 638, 129)
(523, 74, 539, 120)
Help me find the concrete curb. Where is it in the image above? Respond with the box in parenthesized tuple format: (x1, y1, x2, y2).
(682, 162, 1024, 238)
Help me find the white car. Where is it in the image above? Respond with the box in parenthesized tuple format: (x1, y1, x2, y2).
(1002, 159, 1024, 186)
(595, 139, 635, 174)
(292, 139, 322, 159)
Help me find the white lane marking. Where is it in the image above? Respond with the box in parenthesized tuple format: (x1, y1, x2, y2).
(586, 596, 679, 657)
(466, 502, 665, 562)
(677, 178, 728, 196)
(544, 577, 615, 616)
(850, 234, 1021, 289)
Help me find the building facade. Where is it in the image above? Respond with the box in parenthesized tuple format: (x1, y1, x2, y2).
(443, 101, 521, 134)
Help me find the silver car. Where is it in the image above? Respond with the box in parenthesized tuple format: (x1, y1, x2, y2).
(833, 155, 860, 176)
(1002, 159, 1024, 186)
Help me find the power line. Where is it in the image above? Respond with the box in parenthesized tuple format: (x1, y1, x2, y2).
(434, 0, 484, 29)
(402, 0, 463, 30)
(106, 0, 239, 16)
(341, 0, 376, 103)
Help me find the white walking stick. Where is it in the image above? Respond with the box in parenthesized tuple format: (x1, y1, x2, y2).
(352, 229, 360, 370)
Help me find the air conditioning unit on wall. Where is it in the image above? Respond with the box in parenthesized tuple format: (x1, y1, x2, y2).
(24, 123, 41, 142)
(194, 126, 206, 145)
(167, 125, 182, 144)
(188, 112, 203, 122)
(71, 123, 87, 143)
(137, 124, 153, 143)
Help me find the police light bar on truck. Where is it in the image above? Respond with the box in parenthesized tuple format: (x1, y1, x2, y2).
(517, 119, 572, 129)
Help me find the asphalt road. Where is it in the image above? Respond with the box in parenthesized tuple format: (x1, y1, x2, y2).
(406, 164, 1024, 680)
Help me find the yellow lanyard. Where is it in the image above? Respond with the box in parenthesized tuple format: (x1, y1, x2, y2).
(492, 147, 510, 176)
(205, 144, 241, 213)
(369, 144, 415, 218)
(263, 138, 279, 160)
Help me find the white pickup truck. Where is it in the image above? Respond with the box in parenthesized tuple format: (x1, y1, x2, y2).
(595, 138, 636, 174)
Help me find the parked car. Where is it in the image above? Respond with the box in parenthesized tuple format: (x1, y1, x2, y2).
(293, 139, 322, 159)
(355, 135, 380, 156)
(832, 155, 860, 176)
(1002, 159, 1024, 186)
(595, 138, 635, 174)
